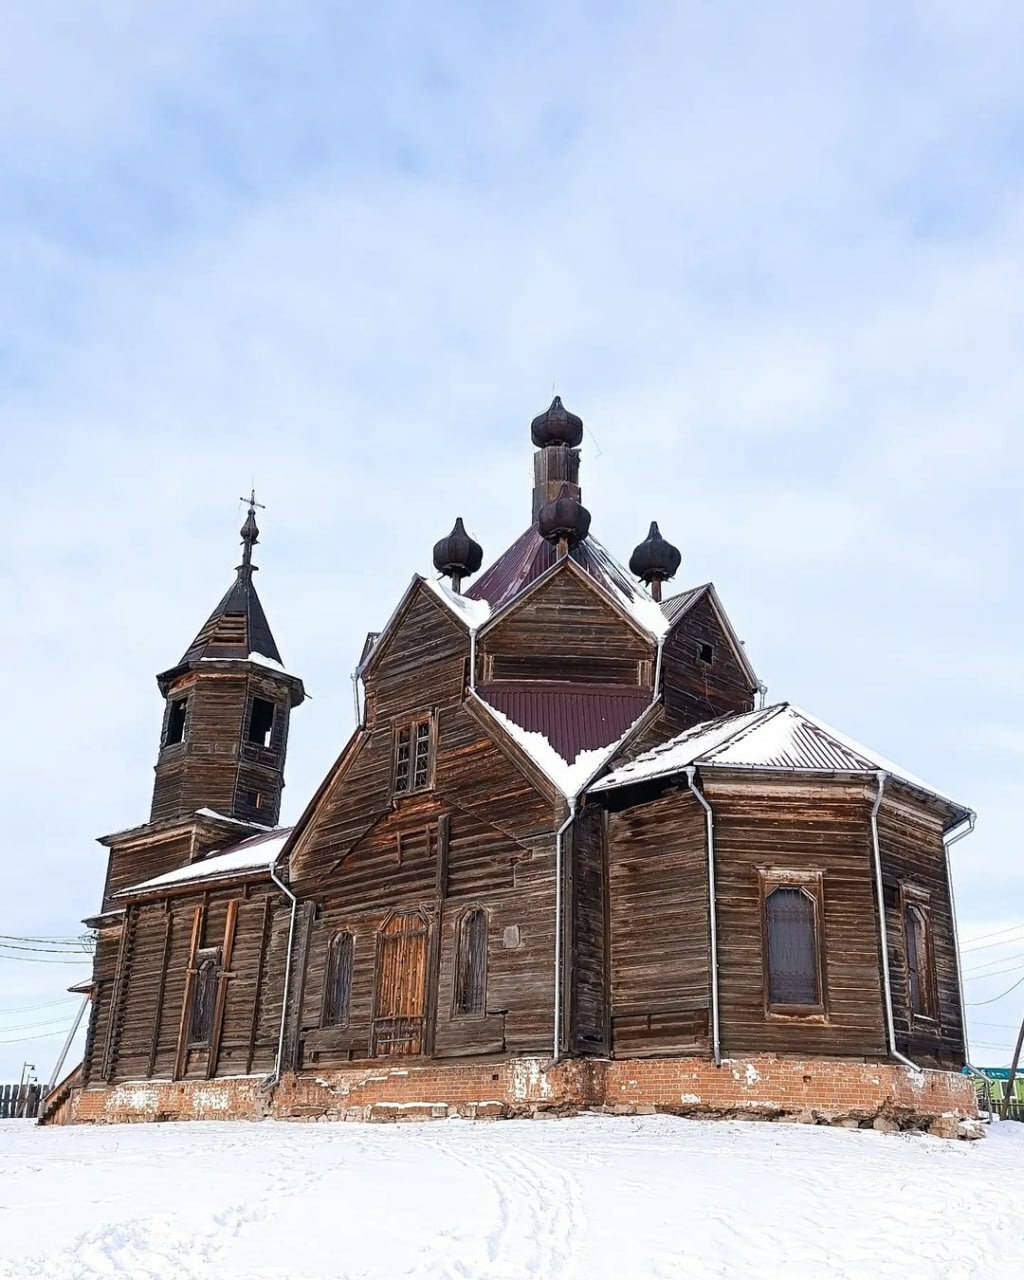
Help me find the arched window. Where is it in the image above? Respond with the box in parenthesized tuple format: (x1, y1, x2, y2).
(189, 955, 219, 1045)
(454, 909, 487, 1016)
(904, 904, 934, 1019)
(323, 932, 355, 1028)
(765, 887, 820, 1007)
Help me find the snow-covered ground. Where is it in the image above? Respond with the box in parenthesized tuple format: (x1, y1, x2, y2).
(1, 1115, 1023, 1279)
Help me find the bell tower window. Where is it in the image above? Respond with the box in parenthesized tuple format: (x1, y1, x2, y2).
(165, 697, 188, 746)
(247, 697, 275, 748)
(393, 717, 434, 795)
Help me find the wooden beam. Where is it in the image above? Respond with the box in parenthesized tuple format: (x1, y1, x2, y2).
(173, 905, 205, 1082)
(147, 910, 173, 1078)
(207, 899, 239, 1079)
(246, 896, 273, 1074)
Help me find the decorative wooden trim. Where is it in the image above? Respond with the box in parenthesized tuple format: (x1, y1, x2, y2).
(901, 886, 939, 1028)
(758, 870, 829, 1020)
(435, 814, 451, 900)
(147, 910, 173, 1078)
(450, 906, 489, 1020)
(173, 905, 205, 1081)
(206, 899, 239, 1078)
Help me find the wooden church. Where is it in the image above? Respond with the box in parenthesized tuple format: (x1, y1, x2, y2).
(46, 399, 980, 1131)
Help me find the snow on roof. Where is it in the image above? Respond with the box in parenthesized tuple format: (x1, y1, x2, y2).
(194, 807, 274, 830)
(474, 692, 654, 798)
(590, 702, 963, 809)
(581, 536, 670, 638)
(117, 828, 292, 896)
(423, 577, 492, 630)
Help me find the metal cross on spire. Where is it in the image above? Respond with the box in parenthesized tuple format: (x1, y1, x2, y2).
(239, 488, 265, 570)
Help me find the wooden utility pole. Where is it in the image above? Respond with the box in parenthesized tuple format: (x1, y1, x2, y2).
(1000, 1013, 1024, 1120)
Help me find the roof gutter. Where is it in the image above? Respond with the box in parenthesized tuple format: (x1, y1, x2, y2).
(943, 810, 977, 1069)
(685, 766, 721, 1066)
(266, 862, 299, 1088)
(869, 772, 918, 1070)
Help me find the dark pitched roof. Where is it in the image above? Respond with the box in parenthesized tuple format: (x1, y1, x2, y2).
(466, 526, 665, 621)
(660, 584, 709, 625)
(478, 681, 652, 764)
(178, 566, 283, 666)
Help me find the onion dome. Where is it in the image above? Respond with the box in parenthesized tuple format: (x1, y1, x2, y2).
(531, 395, 584, 449)
(432, 517, 483, 591)
(538, 483, 592, 547)
(629, 521, 681, 599)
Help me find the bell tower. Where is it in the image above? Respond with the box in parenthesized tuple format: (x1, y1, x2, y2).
(150, 494, 305, 828)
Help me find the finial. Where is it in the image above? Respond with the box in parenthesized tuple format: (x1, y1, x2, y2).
(629, 520, 681, 602)
(531, 395, 584, 449)
(433, 517, 483, 594)
(239, 488, 266, 572)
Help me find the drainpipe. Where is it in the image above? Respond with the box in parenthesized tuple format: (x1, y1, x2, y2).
(652, 634, 666, 705)
(469, 627, 478, 693)
(351, 670, 362, 727)
(267, 863, 299, 1087)
(869, 771, 918, 1070)
(943, 811, 977, 1068)
(684, 767, 721, 1066)
(552, 798, 577, 1062)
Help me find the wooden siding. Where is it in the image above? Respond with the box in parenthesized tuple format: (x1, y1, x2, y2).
(480, 566, 655, 687)
(878, 796, 965, 1068)
(708, 777, 888, 1058)
(606, 787, 711, 1056)
(569, 804, 609, 1054)
(86, 885, 288, 1085)
(660, 594, 755, 731)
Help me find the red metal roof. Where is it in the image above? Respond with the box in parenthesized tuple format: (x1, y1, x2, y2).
(478, 682, 651, 764)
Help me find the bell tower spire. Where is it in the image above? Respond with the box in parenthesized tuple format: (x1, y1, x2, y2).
(150, 495, 304, 828)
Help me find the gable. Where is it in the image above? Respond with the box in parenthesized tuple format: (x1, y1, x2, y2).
(480, 559, 655, 684)
(660, 591, 757, 729)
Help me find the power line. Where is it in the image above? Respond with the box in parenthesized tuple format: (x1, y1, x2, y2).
(0, 1023, 83, 1046)
(961, 928, 1024, 954)
(0, 953, 91, 966)
(965, 962, 1024, 983)
(0, 996, 78, 1016)
(967, 972, 1024, 1006)
(0, 934, 90, 945)
(0, 942, 92, 956)
(960, 923, 1024, 949)
(0, 1014, 80, 1034)
(964, 950, 1024, 976)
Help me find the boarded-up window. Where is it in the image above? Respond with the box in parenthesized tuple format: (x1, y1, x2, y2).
(905, 904, 934, 1019)
(765, 887, 820, 1007)
(373, 912, 428, 1055)
(189, 954, 219, 1044)
(454, 909, 487, 1016)
(323, 931, 354, 1027)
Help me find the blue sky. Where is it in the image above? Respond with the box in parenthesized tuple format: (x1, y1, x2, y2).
(1, 1, 1022, 1078)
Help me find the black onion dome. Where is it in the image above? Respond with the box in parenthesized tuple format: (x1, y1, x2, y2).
(629, 521, 682, 584)
(240, 507, 260, 548)
(531, 395, 584, 449)
(538, 484, 592, 546)
(433, 517, 483, 580)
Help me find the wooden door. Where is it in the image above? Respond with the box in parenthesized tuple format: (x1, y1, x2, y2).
(372, 911, 428, 1056)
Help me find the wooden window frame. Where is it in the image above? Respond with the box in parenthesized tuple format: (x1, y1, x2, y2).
(391, 714, 436, 798)
(901, 887, 938, 1027)
(164, 695, 189, 748)
(452, 907, 488, 1020)
(321, 930, 355, 1029)
(759, 869, 828, 1021)
(246, 695, 276, 749)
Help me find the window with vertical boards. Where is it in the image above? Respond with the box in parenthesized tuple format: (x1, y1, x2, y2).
(322, 931, 355, 1028)
(188, 950, 221, 1045)
(454, 909, 488, 1017)
(761, 874, 826, 1014)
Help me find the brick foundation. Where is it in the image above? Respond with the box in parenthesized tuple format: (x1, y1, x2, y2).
(57, 1055, 979, 1136)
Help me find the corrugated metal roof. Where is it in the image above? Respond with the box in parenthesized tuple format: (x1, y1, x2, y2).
(660, 585, 708, 625)
(590, 702, 966, 813)
(478, 682, 651, 765)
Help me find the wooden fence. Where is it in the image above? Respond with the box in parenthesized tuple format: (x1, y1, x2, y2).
(0, 1082, 42, 1119)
